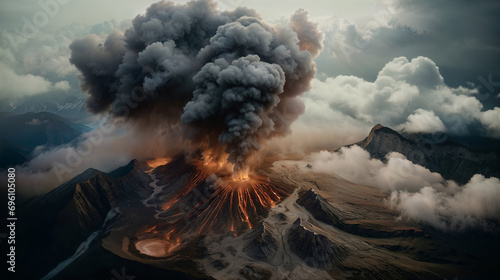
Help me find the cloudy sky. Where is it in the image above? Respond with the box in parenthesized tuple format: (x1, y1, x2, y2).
(1, 0, 499, 230)
(1, 0, 499, 142)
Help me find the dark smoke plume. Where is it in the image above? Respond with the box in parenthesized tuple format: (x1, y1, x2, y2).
(70, 0, 322, 173)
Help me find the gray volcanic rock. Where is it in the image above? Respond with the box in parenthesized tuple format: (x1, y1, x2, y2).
(288, 218, 348, 269)
(239, 264, 272, 280)
(297, 188, 424, 238)
(352, 124, 500, 184)
(244, 221, 279, 262)
(296, 188, 342, 227)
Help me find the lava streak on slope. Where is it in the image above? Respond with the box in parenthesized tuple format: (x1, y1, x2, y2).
(134, 154, 294, 257)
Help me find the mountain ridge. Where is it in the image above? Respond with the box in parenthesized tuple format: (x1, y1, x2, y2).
(17, 159, 152, 280)
(348, 124, 500, 184)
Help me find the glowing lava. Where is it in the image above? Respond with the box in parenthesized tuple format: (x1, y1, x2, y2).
(133, 154, 293, 258)
(232, 168, 250, 182)
(190, 174, 282, 235)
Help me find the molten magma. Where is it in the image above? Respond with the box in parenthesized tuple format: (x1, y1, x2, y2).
(136, 155, 292, 249)
(188, 175, 282, 236)
(232, 168, 250, 182)
(166, 162, 287, 236)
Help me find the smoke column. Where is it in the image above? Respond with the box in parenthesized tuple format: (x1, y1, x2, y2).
(70, 0, 322, 174)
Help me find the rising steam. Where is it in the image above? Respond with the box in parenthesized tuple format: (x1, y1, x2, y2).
(70, 0, 322, 174)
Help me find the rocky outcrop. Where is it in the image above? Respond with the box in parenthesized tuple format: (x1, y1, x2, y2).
(296, 188, 342, 227)
(244, 221, 280, 262)
(352, 124, 500, 184)
(288, 218, 348, 269)
(239, 264, 272, 280)
(297, 189, 424, 238)
(73, 160, 151, 230)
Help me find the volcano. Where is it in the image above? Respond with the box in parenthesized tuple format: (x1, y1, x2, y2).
(17, 144, 500, 280)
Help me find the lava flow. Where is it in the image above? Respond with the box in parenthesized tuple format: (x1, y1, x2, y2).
(134, 154, 294, 256)
(167, 155, 291, 236)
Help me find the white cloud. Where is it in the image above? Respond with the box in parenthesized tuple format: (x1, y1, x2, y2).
(22, 45, 76, 77)
(300, 56, 500, 137)
(398, 109, 446, 133)
(0, 62, 71, 97)
(309, 145, 444, 192)
(0, 19, 131, 101)
(53, 80, 70, 91)
(0, 47, 16, 64)
(479, 107, 500, 138)
(308, 145, 500, 231)
(318, 6, 394, 63)
(389, 175, 500, 231)
(0, 62, 52, 97)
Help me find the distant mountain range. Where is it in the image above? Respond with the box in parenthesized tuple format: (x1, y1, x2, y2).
(349, 124, 500, 184)
(1, 92, 90, 121)
(0, 112, 91, 169)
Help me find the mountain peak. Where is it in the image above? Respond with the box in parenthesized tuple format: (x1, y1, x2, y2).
(358, 124, 404, 149)
(106, 159, 150, 178)
(371, 124, 384, 132)
(349, 124, 500, 184)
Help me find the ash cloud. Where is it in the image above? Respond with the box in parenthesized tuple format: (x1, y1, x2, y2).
(70, 0, 321, 173)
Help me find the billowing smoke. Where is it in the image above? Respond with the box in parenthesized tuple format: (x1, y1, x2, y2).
(69, 0, 322, 174)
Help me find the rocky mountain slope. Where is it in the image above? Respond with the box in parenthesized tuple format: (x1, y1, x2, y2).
(17, 160, 152, 280)
(351, 124, 500, 184)
(16, 155, 500, 279)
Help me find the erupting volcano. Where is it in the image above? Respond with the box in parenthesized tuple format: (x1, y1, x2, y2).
(70, 0, 322, 178)
(69, 0, 322, 255)
(11, 0, 500, 279)
(137, 154, 295, 250)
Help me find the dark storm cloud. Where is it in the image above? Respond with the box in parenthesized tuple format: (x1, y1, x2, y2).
(393, 0, 500, 47)
(391, 0, 500, 84)
(69, 0, 321, 173)
(319, 0, 500, 108)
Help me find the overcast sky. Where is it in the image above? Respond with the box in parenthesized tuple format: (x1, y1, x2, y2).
(0, 0, 499, 139)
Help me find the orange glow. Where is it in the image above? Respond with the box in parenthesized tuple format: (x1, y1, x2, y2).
(134, 151, 292, 253)
(232, 168, 250, 181)
(167, 172, 285, 236)
(146, 158, 170, 172)
(143, 225, 157, 233)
